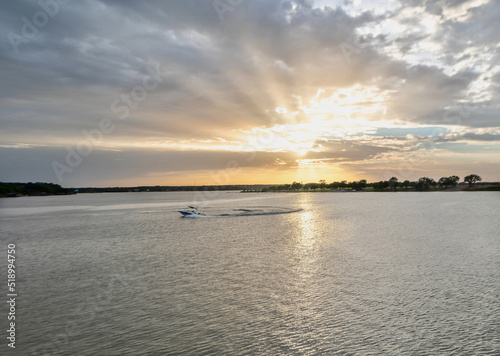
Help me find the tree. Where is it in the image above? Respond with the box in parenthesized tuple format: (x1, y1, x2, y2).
(304, 183, 319, 190)
(329, 181, 348, 190)
(464, 174, 482, 187)
(328, 182, 338, 190)
(319, 180, 326, 189)
(358, 179, 367, 190)
(291, 182, 303, 191)
(448, 175, 460, 187)
(415, 177, 436, 191)
(309, 183, 319, 190)
(374, 180, 389, 191)
(388, 177, 398, 191)
(437, 177, 448, 189)
(438, 175, 460, 189)
(402, 180, 411, 190)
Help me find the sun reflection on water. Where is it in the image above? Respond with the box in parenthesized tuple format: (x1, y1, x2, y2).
(291, 195, 321, 281)
(298, 210, 315, 249)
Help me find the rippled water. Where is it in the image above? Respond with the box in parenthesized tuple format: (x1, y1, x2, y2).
(1, 191, 499, 355)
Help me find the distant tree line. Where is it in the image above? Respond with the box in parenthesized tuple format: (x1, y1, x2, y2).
(77, 184, 272, 193)
(0, 182, 75, 197)
(0, 183, 277, 196)
(261, 174, 486, 192)
(1, 174, 493, 197)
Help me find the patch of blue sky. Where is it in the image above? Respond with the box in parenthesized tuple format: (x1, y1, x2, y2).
(435, 142, 500, 153)
(371, 127, 449, 137)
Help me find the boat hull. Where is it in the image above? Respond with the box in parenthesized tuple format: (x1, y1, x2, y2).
(178, 210, 206, 217)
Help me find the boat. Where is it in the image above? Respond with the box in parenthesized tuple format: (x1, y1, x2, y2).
(178, 206, 206, 217)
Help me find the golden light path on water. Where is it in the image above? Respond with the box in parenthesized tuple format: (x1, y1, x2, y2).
(290, 194, 321, 303)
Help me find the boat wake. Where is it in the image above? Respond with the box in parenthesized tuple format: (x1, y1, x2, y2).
(180, 207, 303, 218)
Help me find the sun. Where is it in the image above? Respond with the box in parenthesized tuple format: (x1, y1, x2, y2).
(296, 148, 309, 156)
(237, 85, 391, 158)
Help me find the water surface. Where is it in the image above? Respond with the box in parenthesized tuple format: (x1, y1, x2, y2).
(1, 192, 499, 355)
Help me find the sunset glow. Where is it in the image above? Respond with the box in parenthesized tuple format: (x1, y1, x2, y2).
(1, 0, 499, 186)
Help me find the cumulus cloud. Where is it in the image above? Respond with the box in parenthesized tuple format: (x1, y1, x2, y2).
(434, 131, 500, 142)
(0, 0, 499, 185)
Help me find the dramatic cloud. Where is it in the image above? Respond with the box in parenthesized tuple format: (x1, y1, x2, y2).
(0, 0, 499, 186)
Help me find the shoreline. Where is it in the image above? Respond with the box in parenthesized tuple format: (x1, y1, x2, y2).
(2, 186, 499, 198)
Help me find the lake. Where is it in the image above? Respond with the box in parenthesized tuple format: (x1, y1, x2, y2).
(1, 191, 499, 355)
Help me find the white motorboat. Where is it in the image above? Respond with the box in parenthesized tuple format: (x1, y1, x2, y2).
(178, 206, 206, 217)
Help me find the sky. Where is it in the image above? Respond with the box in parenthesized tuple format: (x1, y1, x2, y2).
(1, 0, 499, 187)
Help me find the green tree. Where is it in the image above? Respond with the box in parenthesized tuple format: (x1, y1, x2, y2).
(402, 180, 410, 190)
(415, 177, 436, 191)
(464, 174, 482, 187)
(329, 181, 346, 190)
(308, 183, 319, 190)
(291, 181, 303, 191)
(438, 175, 460, 189)
(388, 177, 398, 191)
(437, 177, 449, 188)
(448, 175, 460, 187)
(374, 180, 389, 191)
(358, 179, 367, 190)
(348, 180, 367, 191)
